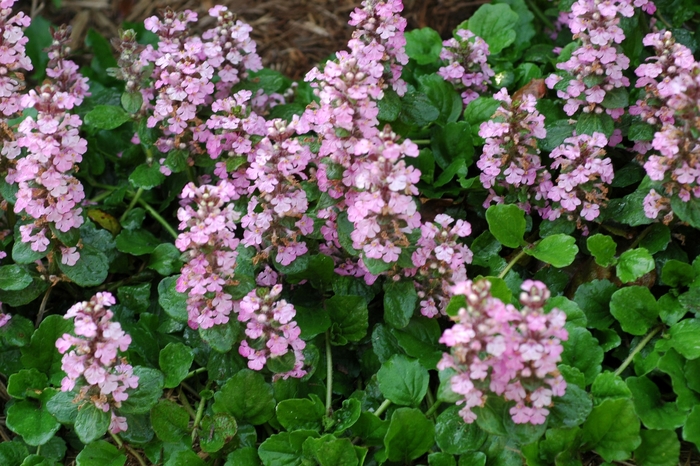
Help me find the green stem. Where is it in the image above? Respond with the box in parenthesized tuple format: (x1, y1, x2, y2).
(375, 399, 392, 418)
(325, 330, 333, 416)
(498, 248, 528, 279)
(89, 190, 115, 204)
(525, 0, 555, 30)
(191, 382, 211, 443)
(120, 187, 144, 223)
(110, 432, 147, 466)
(614, 326, 662, 376)
(136, 197, 178, 239)
(179, 388, 196, 420)
(184, 367, 207, 380)
(425, 400, 443, 418)
(628, 224, 653, 250)
(411, 139, 431, 145)
(655, 12, 673, 29)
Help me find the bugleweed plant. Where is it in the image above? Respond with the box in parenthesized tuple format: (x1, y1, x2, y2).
(2, 0, 700, 464)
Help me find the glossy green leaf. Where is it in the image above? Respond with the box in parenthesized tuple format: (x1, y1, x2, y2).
(383, 280, 417, 329)
(466, 4, 519, 54)
(626, 376, 687, 430)
(582, 398, 641, 462)
(76, 440, 126, 466)
(213, 369, 275, 425)
(377, 354, 429, 406)
(6, 400, 60, 446)
(616, 248, 655, 283)
(74, 402, 110, 444)
(485, 204, 526, 248)
(84, 105, 130, 130)
(159, 342, 194, 388)
(258, 430, 317, 466)
(384, 408, 435, 463)
(435, 405, 488, 454)
(405, 27, 442, 64)
(327, 295, 368, 345)
(276, 397, 325, 432)
(528, 234, 578, 267)
(587, 234, 617, 267)
(609, 286, 659, 335)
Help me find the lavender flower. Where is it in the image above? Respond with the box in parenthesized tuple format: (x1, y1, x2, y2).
(438, 279, 568, 425)
(0, 0, 32, 117)
(438, 29, 494, 105)
(56, 292, 139, 434)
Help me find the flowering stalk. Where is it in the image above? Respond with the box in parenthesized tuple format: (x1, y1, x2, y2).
(175, 180, 241, 330)
(0, 0, 31, 117)
(438, 29, 494, 105)
(8, 25, 89, 262)
(438, 279, 567, 425)
(477, 88, 549, 211)
(403, 214, 472, 317)
(630, 31, 700, 221)
(238, 278, 306, 380)
(56, 292, 139, 434)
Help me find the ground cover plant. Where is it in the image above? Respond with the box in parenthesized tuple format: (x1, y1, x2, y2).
(1, 0, 700, 464)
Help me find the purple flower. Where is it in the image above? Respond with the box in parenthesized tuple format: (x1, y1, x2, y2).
(438, 29, 494, 105)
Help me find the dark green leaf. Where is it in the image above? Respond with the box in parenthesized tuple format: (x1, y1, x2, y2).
(158, 276, 188, 323)
(616, 248, 654, 283)
(302, 434, 359, 466)
(327, 295, 368, 345)
(582, 398, 641, 462)
(561, 326, 603, 385)
(576, 112, 614, 138)
(466, 4, 519, 54)
(5, 400, 60, 446)
(151, 399, 189, 443)
(75, 402, 110, 444)
(668, 319, 700, 359)
(626, 377, 687, 430)
(587, 234, 617, 267)
(377, 355, 429, 406)
(276, 397, 324, 432)
(383, 281, 417, 329)
(573, 279, 617, 330)
(258, 430, 317, 466)
(116, 229, 160, 256)
(528, 234, 578, 268)
(118, 367, 164, 414)
(84, 105, 130, 130)
(21, 315, 72, 384)
(405, 28, 443, 65)
(485, 204, 526, 248)
(435, 405, 488, 454)
(129, 163, 166, 189)
(610, 286, 659, 336)
(147, 243, 183, 276)
(634, 429, 680, 466)
(159, 343, 194, 389)
(0, 265, 32, 291)
(384, 407, 435, 463)
(75, 440, 126, 466)
(213, 369, 275, 425)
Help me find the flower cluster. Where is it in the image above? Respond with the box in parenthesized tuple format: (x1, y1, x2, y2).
(348, 0, 410, 96)
(8, 25, 88, 260)
(0, 0, 32, 117)
(404, 214, 472, 317)
(477, 88, 549, 210)
(438, 279, 568, 425)
(238, 281, 306, 380)
(108, 29, 149, 103)
(0, 309, 9, 328)
(345, 127, 421, 263)
(545, 132, 614, 222)
(242, 117, 314, 265)
(438, 29, 494, 105)
(175, 180, 241, 330)
(55, 292, 139, 434)
(545, 0, 654, 117)
(631, 31, 700, 220)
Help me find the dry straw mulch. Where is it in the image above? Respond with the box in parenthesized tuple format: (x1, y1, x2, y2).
(22, 0, 488, 79)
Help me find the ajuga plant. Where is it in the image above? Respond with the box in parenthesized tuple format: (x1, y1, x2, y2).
(1, 0, 700, 465)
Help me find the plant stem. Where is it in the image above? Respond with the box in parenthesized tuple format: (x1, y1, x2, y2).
(183, 367, 207, 380)
(375, 399, 392, 418)
(179, 388, 196, 420)
(498, 248, 528, 279)
(35, 286, 53, 328)
(614, 326, 662, 376)
(325, 330, 333, 416)
(120, 187, 144, 223)
(628, 224, 653, 250)
(425, 400, 443, 418)
(525, 0, 555, 30)
(135, 197, 178, 239)
(110, 432, 147, 466)
(191, 382, 211, 443)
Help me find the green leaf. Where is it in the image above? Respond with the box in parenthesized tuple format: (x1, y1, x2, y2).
(129, 163, 166, 189)
(428, 452, 457, 466)
(159, 343, 194, 389)
(377, 354, 429, 406)
(158, 276, 188, 323)
(84, 105, 130, 130)
(383, 280, 417, 329)
(384, 407, 435, 463)
(591, 371, 632, 404)
(464, 97, 499, 129)
(670, 196, 700, 229)
(485, 204, 526, 248)
(587, 234, 617, 267)
(400, 91, 440, 127)
(6, 400, 60, 446)
(331, 398, 362, 434)
(7, 368, 47, 399)
(76, 440, 127, 466)
(353, 412, 389, 446)
(573, 279, 617, 330)
(616, 248, 655, 283)
(0, 315, 34, 347)
(0, 265, 32, 291)
(118, 367, 164, 414)
(561, 326, 603, 385)
(582, 398, 641, 462)
(199, 319, 240, 353)
(116, 229, 160, 256)
(147, 243, 183, 276)
(295, 305, 331, 340)
(466, 4, 519, 54)
(528, 234, 578, 267)
(58, 244, 109, 287)
(213, 369, 275, 425)
(0, 442, 29, 466)
(628, 122, 655, 142)
(391, 317, 443, 369)
(634, 429, 680, 466)
(21, 315, 72, 384)
(405, 27, 443, 65)
(626, 377, 687, 430)
(417, 74, 463, 124)
(548, 384, 593, 429)
(661, 259, 695, 287)
(302, 434, 359, 466)
(576, 112, 614, 138)
(683, 405, 700, 448)
(276, 397, 325, 432)
(121, 91, 143, 114)
(668, 319, 700, 359)
(45, 390, 79, 424)
(12, 232, 48, 264)
(435, 405, 488, 454)
(609, 287, 659, 336)
(75, 402, 110, 444)
(258, 430, 317, 466)
(601, 87, 629, 109)
(151, 399, 189, 443)
(431, 121, 474, 170)
(225, 447, 261, 466)
(473, 396, 547, 444)
(541, 119, 575, 152)
(327, 295, 368, 345)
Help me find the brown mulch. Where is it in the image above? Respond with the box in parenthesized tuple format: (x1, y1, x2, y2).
(22, 0, 488, 79)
